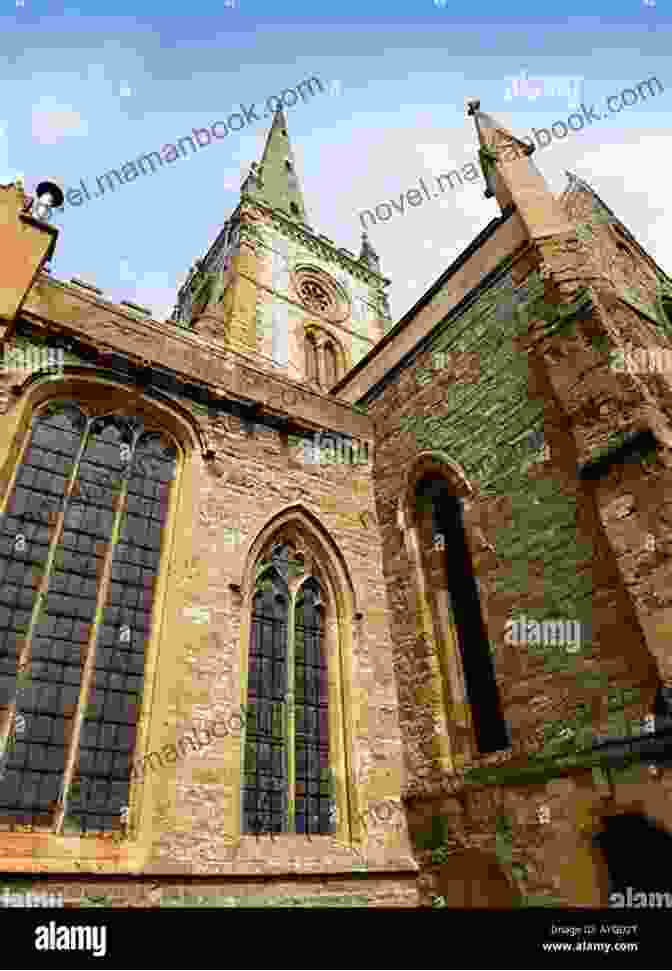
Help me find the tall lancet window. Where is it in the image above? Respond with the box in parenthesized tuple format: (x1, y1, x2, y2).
(324, 342, 338, 387)
(305, 335, 319, 385)
(243, 541, 333, 835)
(0, 400, 178, 833)
(416, 477, 509, 756)
(294, 577, 329, 835)
(243, 566, 288, 834)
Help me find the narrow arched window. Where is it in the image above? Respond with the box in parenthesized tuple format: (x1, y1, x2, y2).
(243, 544, 333, 835)
(243, 567, 288, 834)
(416, 476, 509, 755)
(305, 335, 318, 385)
(0, 400, 178, 833)
(324, 342, 338, 387)
(294, 577, 330, 835)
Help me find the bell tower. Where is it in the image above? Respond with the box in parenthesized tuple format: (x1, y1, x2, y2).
(170, 109, 392, 389)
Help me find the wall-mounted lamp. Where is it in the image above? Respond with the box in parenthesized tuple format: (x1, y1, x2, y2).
(31, 181, 64, 223)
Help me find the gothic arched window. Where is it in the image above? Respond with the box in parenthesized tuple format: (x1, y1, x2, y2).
(305, 334, 319, 385)
(243, 543, 333, 835)
(324, 342, 338, 387)
(416, 476, 509, 756)
(0, 400, 178, 834)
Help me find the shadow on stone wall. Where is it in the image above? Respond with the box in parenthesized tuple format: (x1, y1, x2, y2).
(593, 811, 672, 896)
(429, 849, 522, 908)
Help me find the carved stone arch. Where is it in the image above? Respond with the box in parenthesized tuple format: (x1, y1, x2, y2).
(400, 450, 474, 532)
(9, 370, 205, 459)
(239, 502, 357, 618)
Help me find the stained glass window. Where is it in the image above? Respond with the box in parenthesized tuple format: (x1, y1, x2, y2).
(242, 548, 332, 835)
(0, 401, 178, 833)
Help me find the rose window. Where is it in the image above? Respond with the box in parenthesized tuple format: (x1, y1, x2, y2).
(298, 280, 331, 314)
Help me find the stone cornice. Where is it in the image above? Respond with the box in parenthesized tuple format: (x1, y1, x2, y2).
(19, 275, 373, 441)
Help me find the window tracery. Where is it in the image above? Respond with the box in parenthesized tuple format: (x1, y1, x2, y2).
(298, 280, 331, 315)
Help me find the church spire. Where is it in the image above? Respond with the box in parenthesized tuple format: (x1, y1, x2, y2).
(241, 108, 310, 226)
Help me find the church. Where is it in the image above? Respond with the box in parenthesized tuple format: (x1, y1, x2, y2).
(1, 99, 672, 908)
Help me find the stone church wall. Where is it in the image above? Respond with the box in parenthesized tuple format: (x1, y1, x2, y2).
(365, 243, 672, 904)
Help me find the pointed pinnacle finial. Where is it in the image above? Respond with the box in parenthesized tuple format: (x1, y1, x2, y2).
(359, 231, 380, 271)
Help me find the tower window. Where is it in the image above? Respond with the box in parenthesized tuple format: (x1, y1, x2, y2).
(285, 160, 293, 172)
(305, 335, 319, 385)
(281, 129, 287, 137)
(324, 342, 338, 387)
(290, 203, 300, 217)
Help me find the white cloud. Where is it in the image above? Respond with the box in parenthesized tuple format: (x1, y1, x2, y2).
(114, 263, 177, 320)
(415, 141, 473, 174)
(31, 97, 88, 145)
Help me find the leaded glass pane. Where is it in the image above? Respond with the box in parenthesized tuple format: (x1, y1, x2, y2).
(243, 571, 288, 833)
(0, 403, 177, 832)
(81, 431, 177, 832)
(295, 578, 331, 835)
(0, 405, 88, 826)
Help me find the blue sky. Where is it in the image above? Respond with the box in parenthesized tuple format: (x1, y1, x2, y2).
(1, 2, 670, 326)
